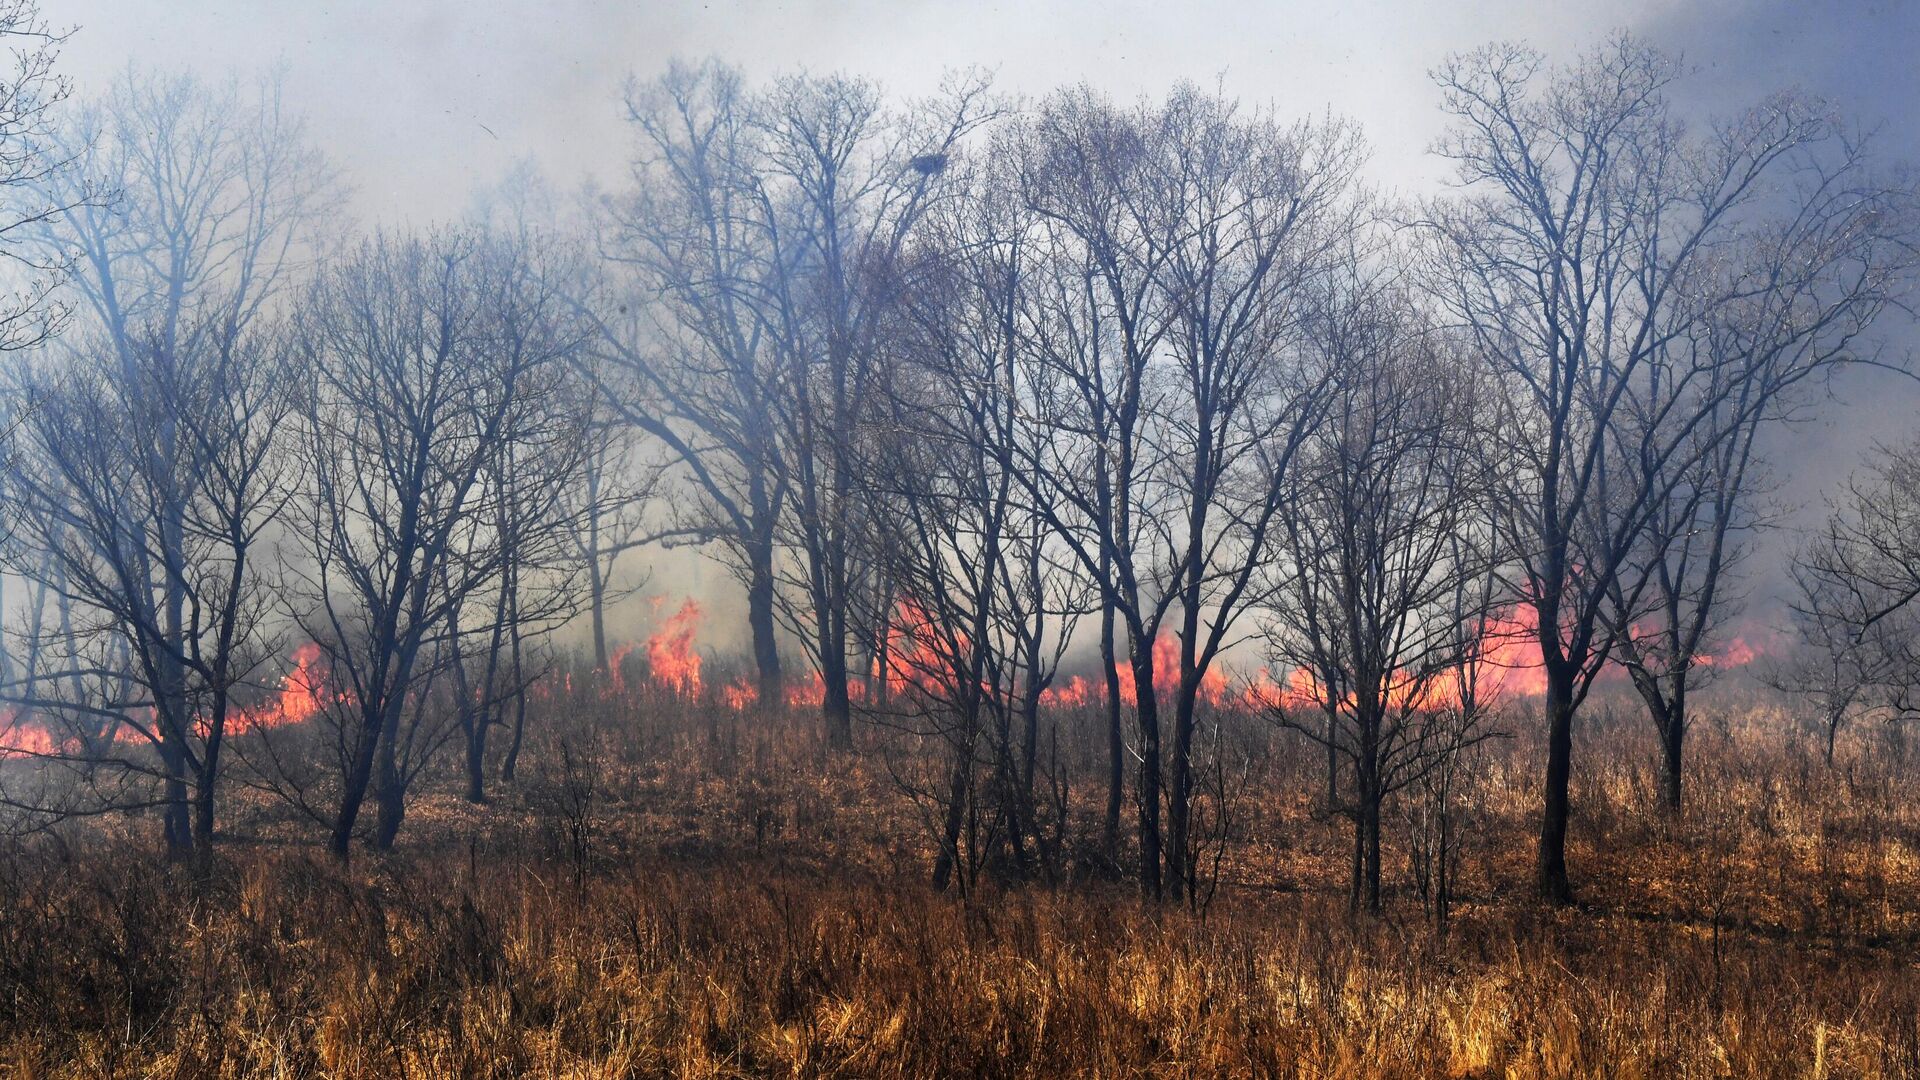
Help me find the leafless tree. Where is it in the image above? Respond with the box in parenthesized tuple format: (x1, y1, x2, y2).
(1010, 83, 1361, 901)
(265, 228, 586, 857)
(1424, 34, 1918, 899)
(0, 67, 332, 861)
(867, 145, 1083, 891)
(1008, 86, 1177, 873)
(1772, 556, 1888, 764)
(1786, 437, 1920, 758)
(468, 160, 665, 681)
(590, 61, 793, 710)
(2, 322, 296, 862)
(448, 412, 591, 802)
(1604, 146, 1914, 813)
(753, 69, 996, 749)
(1263, 260, 1503, 911)
(556, 358, 661, 672)
(0, 0, 81, 354)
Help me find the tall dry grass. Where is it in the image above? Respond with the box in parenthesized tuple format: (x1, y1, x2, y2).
(2, 674, 1919, 1077)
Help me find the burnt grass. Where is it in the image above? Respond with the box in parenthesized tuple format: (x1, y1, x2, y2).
(3, 681, 1920, 1078)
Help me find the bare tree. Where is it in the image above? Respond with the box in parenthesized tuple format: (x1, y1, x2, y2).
(1009, 86, 1179, 877)
(1010, 83, 1361, 901)
(591, 61, 792, 709)
(556, 358, 660, 672)
(269, 229, 585, 857)
(2, 322, 296, 861)
(0, 67, 332, 861)
(1424, 34, 1918, 899)
(1604, 139, 1914, 813)
(448, 410, 590, 802)
(1786, 437, 1920, 758)
(868, 146, 1083, 891)
(1263, 263, 1502, 912)
(754, 69, 996, 749)
(0, 0, 81, 354)
(1772, 553, 1892, 764)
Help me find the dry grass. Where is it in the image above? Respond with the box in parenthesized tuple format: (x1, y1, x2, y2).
(3, 681, 1920, 1078)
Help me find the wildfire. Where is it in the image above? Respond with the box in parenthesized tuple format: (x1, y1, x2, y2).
(722, 678, 758, 710)
(275, 642, 327, 724)
(604, 642, 638, 692)
(0, 711, 56, 759)
(1696, 638, 1758, 669)
(236, 642, 339, 732)
(785, 671, 827, 709)
(612, 596, 1678, 720)
(1039, 675, 1093, 709)
(647, 599, 704, 696)
(1037, 610, 1555, 718)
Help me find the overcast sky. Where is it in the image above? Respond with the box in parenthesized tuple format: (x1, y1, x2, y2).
(54, 1, 1918, 221)
(48, 0, 1920, 638)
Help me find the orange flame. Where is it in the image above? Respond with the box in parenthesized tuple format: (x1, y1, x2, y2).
(1039, 675, 1093, 709)
(1696, 637, 1757, 669)
(647, 599, 704, 696)
(0, 710, 56, 758)
(722, 677, 758, 710)
(233, 642, 341, 733)
(604, 642, 639, 693)
(274, 642, 326, 725)
(785, 671, 827, 709)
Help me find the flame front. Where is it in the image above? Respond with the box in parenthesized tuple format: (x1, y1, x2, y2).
(237, 641, 338, 732)
(647, 599, 704, 696)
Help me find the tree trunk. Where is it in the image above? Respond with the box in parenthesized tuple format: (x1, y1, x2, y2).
(465, 721, 489, 804)
(1363, 794, 1383, 913)
(589, 559, 609, 672)
(1350, 804, 1364, 914)
(1355, 707, 1384, 913)
(331, 714, 381, 859)
(931, 744, 970, 892)
(1166, 676, 1198, 904)
(819, 622, 853, 749)
(500, 587, 528, 783)
(1325, 709, 1340, 810)
(1101, 600, 1124, 866)
(997, 714, 1031, 876)
(748, 539, 783, 709)
(160, 737, 192, 858)
(1659, 707, 1685, 815)
(1536, 673, 1576, 904)
(1130, 640, 1162, 900)
(1631, 670, 1685, 815)
(193, 767, 217, 855)
(373, 718, 404, 851)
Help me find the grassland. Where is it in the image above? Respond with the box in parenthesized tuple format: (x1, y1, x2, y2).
(2, 676, 1918, 1078)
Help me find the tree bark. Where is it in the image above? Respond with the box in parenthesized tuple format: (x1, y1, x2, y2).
(1131, 640, 1162, 900)
(818, 607, 853, 749)
(747, 542, 783, 709)
(1536, 674, 1576, 903)
(931, 747, 970, 892)
(373, 715, 405, 851)
(1166, 675, 1198, 903)
(160, 737, 192, 858)
(1101, 598, 1124, 866)
(331, 720, 378, 859)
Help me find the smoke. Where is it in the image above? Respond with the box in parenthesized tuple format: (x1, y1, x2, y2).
(1633, 0, 1920, 635)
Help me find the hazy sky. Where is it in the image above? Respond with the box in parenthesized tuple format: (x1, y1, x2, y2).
(55, 1, 1918, 222)
(49, 0, 1920, 639)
